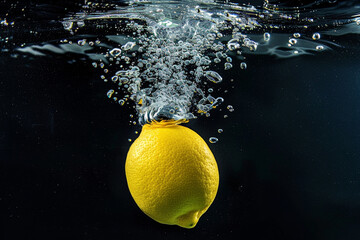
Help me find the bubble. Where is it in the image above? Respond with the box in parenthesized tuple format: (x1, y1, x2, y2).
(118, 99, 125, 106)
(224, 62, 233, 70)
(293, 33, 301, 38)
(356, 18, 360, 25)
(209, 137, 218, 144)
(0, 19, 9, 26)
(218, 129, 223, 133)
(62, 21, 73, 31)
(77, 39, 86, 46)
(263, 32, 270, 41)
(243, 38, 258, 51)
(115, 70, 129, 77)
(227, 105, 234, 112)
(111, 76, 119, 82)
(77, 21, 85, 27)
(312, 32, 321, 40)
(240, 62, 247, 70)
(215, 52, 223, 59)
(110, 48, 122, 57)
(227, 39, 240, 51)
(205, 71, 223, 83)
(316, 45, 324, 51)
(122, 41, 136, 51)
(289, 38, 297, 45)
(107, 89, 115, 98)
(92, 62, 97, 68)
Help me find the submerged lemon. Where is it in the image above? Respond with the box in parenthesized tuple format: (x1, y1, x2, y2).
(125, 121, 219, 228)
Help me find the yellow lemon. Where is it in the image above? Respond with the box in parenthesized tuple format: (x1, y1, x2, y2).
(125, 121, 219, 228)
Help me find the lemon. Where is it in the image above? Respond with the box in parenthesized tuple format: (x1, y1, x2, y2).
(125, 121, 219, 228)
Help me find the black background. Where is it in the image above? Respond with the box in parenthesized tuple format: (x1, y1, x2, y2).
(1, 0, 360, 240)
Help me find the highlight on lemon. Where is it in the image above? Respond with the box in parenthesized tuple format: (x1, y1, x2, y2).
(125, 120, 219, 228)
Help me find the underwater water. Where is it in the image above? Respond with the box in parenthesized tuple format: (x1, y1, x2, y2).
(1, 0, 360, 239)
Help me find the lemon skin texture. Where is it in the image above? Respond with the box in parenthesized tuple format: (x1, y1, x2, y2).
(125, 122, 219, 229)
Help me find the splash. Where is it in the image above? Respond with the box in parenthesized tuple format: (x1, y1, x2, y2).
(79, 0, 260, 124)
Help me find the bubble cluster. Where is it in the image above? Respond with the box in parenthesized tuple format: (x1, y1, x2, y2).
(90, 2, 259, 125)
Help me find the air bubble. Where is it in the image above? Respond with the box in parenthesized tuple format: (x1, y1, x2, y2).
(224, 62, 233, 70)
(110, 48, 122, 57)
(312, 33, 321, 40)
(205, 71, 223, 83)
(122, 42, 136, 51)
(62, 21, 73, 31)
(107, 89, 115, 98)
(118, 99, 125, 106)
(209, 137, 218, 144)
(293, 33, 301, 38)
(218, 129, 223, 133)
(77, 21, 85, 27)
(289, 38, 297, 45)
(240, 62, 247, 70)
(316, 45, 324, 51)
(78, 39, 87, 46)
(227, 105, 234, 112)
(264, 32, 270, 41)
(111, 76, 119, 82)
(356, 18, 360, 25)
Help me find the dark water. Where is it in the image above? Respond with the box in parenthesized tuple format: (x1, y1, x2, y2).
(1, 0, 360, 239)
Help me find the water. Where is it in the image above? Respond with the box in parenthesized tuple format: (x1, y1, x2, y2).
(1, 0, 360, 239)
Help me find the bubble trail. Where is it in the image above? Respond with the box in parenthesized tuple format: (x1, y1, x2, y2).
(86, 0, 261, 125)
